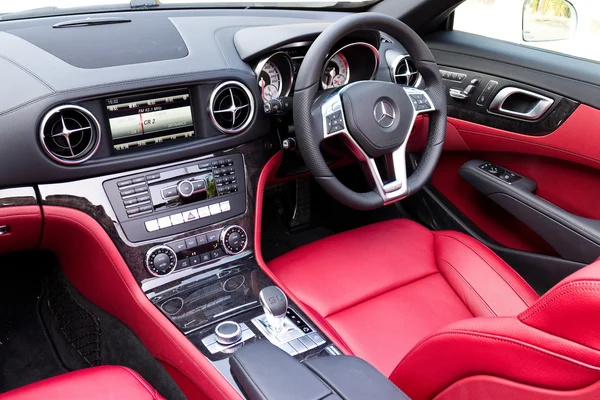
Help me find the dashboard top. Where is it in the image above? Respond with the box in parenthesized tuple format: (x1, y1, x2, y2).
(0, 8, 411, 188)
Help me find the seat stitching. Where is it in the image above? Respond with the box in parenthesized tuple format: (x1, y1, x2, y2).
(394, 330, 600, 374)
(435, 233, 532, 307)
(120, 366, 161, 399)
(325, 271, 440, 318)
(46, 213, 231, 400)
(437, 258, 497, 317)
(520, 282, 600, 321)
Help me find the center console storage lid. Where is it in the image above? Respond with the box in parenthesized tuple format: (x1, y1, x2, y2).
(230, 340, 409, 400)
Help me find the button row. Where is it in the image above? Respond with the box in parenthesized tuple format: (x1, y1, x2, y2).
(168, 230, 220, 252)
(120, 184, 148, 198)
(326, 110, 345, 134)
(144, 201, 231, 232)
(440, 70, 466, 82)
(123, 194, 150, 207)
(177, 249, 225, 270)
(279, 332, 325, 356)
(409, 94, 432, 111)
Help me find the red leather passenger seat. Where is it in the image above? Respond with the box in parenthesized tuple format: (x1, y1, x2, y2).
(269, 218, 600, 399)
(0, 366, 165, 400)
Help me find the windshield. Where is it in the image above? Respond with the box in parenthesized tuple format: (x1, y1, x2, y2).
(1, 0, 379, 16)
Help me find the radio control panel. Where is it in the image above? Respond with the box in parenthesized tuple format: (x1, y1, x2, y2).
(104, 154, 246, 243)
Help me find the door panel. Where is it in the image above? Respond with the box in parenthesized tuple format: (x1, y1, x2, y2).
(414, 31, 600, 269)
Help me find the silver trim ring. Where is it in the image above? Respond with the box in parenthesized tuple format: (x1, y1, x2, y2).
(208, 81, 255, 134)
(215, 321, 243, 345)
(390, 54, 422, 87)
(219, 225, 248, 255)
(254, 51, 294, 100)
(39, 104, 102, 165)
(320, 42, 380, 90)
(145, 245, 178, 277)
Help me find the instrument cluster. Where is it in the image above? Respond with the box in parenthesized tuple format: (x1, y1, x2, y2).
(254, 41, 380, 103)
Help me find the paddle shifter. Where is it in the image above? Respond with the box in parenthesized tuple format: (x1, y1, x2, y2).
(259, 286, 288, 333)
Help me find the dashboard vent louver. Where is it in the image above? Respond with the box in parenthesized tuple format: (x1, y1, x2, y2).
(40, 105, 101, 165)
(209, 81, 255, 134)
(392, 56, 420, 87)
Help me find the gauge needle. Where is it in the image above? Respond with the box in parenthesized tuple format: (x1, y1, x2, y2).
(329, 69, 336, 89)
(259, 77, 265, 99)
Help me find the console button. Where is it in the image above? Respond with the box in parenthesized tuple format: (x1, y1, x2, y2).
(201, 253, 211, 262)
(117, 180, 132, 187)
(162, 186, 178, 199)
(126, 207, 139, 216)
(145, 220, 159, 232)
(139, 204, 152, 213)
(134, 186, 147, 194)
(158, 216, 172, 229)
(299, 335, 317, 350)
(219, 201, 231, 212)
(190, 255, 201, 266)
(211, 249, 225, 259)
(183, 209, 199, 222)
(198, 206, 210, 218)
(136, 195, 150, 203)
(207, 231, 219, 243)
(307, 332, 325, 346)
(132, 177, 146, 184)
(170, 240, 186, 252)
(192, 180, 206, 191)
(146, 173, 160, 181)
(178, 258, 190, 269)
(279, 342, 298, 356)
(123, 198, 137, 206)
(199, 162, 211, 170)
(209, 204, 221, 215)
(170, 213, 184, 225)
(196, 234, 208, 245)
(120, 188, 135, 197)
(289, 338, 308, 353)
(185, 237, 197, 248)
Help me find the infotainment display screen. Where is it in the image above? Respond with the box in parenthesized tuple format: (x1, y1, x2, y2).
(106, 89, 194, 151)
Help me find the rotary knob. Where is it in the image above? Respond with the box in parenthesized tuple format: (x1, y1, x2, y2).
(177, 180, 195, 198)
(214, 321, 242, 345)
(220, 225, 248, 255)
(145, 245, 178, 277)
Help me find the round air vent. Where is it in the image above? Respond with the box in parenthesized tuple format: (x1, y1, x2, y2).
(392, 56, 421, 87)
(40, 105, 101, 165)
(209, 81, 255, 134)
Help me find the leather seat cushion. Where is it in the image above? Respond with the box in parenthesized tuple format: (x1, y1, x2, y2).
(269, 219, 538, 376)
(0, 366, 165, 400)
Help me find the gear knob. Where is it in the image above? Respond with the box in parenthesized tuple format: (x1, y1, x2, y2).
(259, 286, 288, 333)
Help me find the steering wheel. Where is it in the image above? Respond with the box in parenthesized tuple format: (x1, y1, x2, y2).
(293, 13, 447, 210)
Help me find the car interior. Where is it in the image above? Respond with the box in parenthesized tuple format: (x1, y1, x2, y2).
(1, 0, 600, 399)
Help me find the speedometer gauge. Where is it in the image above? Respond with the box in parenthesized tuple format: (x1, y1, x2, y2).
(255, 52, 294, 102)
(321, 53, 349, 89)
(258, 61, 282, 101)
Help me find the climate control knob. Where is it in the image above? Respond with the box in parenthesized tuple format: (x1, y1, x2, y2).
(220, 225, 248, 255)
(145, 245, 177, 277)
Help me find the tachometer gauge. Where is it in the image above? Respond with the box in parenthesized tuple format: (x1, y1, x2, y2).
(255, 52, 294, 102)
(321, 52, 349, 89)
(258, 61, 282, 101)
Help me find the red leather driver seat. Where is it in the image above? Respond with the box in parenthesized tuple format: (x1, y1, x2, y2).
(268, 219, 600, 399)
(0, 366, 165, 400)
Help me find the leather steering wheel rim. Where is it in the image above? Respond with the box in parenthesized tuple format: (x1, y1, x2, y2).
(293, 12, 447, 210)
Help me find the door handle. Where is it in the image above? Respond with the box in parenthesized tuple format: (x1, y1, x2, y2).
(489, 87, 554, 120)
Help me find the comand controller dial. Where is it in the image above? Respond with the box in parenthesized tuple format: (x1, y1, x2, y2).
(220, 225, 248, 255)
(145, 245, 178, 277)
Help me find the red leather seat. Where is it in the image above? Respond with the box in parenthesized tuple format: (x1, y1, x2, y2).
(269, 219, 600, 399)
(0, 366, 165, 400)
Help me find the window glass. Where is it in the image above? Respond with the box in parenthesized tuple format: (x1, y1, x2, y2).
(454, 0, 600, 62)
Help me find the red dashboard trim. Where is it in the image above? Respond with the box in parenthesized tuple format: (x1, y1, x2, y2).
(41, 206, 242, 400)
(0, 206, 42, 255)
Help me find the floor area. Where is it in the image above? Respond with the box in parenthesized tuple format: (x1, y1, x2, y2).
(0, 251, 185, 399)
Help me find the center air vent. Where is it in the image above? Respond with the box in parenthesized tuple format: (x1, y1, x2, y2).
(40, 105, 101, 165)
(209, 81, 255, 134)
(392, 56, 421, 87)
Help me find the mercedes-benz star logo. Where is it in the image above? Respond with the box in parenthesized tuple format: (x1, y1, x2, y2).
(373, 100, 396, 128)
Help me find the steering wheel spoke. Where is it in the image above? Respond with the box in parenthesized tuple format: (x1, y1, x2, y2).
(366, 147, 409, 203)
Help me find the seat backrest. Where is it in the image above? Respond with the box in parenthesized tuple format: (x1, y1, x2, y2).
(390, 260, 600, 400)
(518, 259, 600, 352)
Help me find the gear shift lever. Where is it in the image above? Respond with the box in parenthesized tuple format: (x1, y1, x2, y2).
(259, 286, 288, 333)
